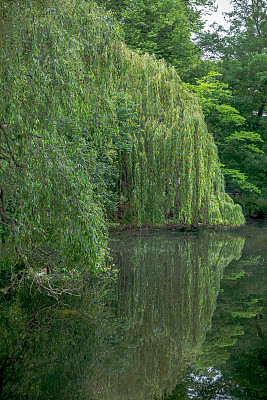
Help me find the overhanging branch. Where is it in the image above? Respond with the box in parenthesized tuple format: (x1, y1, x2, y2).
(0, 183, 17, 233)
(0, 123, 23, 168)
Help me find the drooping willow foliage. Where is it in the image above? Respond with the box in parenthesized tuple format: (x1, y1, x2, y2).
(74, 1, 245, 227)
(118, 53, 245, 226)
(0, 3, 107, 278)
(0, 0, 244, 275)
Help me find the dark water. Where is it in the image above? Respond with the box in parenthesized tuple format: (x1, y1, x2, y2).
(1, 222, 266, 399)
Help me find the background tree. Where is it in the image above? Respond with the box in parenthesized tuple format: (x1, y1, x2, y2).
(187, 71, 265, 198)
(197, 0, 267, 215)
(199, 0, 266, 130)
(95, 0, 214, 80)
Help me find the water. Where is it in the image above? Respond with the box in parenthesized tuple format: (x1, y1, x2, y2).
(106, 222, 266, 400)
(1, 222, 266, 399)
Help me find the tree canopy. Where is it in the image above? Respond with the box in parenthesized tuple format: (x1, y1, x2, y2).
(197, 0, 267, 214)
(95, 0, 208, 79)
(94, 0, 266, 216)
(0, 0, 243, 251)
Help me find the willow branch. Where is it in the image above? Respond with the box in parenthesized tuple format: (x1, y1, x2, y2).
(0, 123, 23, 168)
(0, 183, 17, 231)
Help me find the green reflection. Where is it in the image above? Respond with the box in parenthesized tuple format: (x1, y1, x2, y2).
(85, 230, 244, 400)
(1, 230, 247, 399)
(164, 222, 267, 400)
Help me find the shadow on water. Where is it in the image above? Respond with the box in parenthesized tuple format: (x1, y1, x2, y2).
(0, 222, 266, 399)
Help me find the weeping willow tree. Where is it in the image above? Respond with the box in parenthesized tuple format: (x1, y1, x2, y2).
(75, 2, 245, 227)
(0, 0, 117, 281)
(118, 54, 245, 226)
(0, 0, 244, 284)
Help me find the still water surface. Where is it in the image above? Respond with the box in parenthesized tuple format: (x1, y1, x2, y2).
(2, 222, 266, 399)
(105, 222, 266, 400)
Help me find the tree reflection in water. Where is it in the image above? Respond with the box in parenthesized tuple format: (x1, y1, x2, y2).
(87, 229, 244, 400)
(1, 225, 266, 400)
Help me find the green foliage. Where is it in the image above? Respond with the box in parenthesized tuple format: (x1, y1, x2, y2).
(188, 71, 265, 196)
(95, 0, 206, 80)
(196, 0, 267, 210)
(189, 71, 233, 111)
(0, 0, 244, 274)
(222, 169, 261, 194)
(224, 268, 246, 280)
(225, 131, 264, 146)
(0, 1, 113, 279)
(95, 0, 266, 215)
(107, 55, 244, 226)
